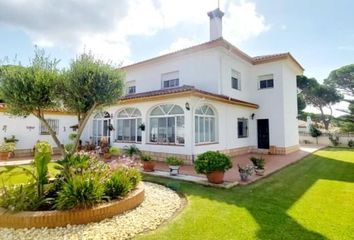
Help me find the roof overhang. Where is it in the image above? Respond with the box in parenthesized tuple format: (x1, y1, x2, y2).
(121, 37, 304, 72)
(118, 86, 259, 109)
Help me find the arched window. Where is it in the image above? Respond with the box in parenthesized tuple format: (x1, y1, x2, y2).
(93, 112, 111, 144)
(149, 104, 184, 145)
(195, 105, 216, 144)
(116, 108, 142, 143)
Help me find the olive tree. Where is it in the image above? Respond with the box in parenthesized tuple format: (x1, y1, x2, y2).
(0, 50, 64, 154)
(61, 53, 124, 153)
(0, 50, 124, 156)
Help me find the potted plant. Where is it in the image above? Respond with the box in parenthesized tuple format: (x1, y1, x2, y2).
(194, 151, 232, 184)
(166, 156, 183, 176)
(238, 164, 254, 181)
(250, 156, 265, 176)
(141, 154, 155, 172)
(138, 123, 145, 131)
(4, 136, 18, 157)
(0, 142, 15, 160)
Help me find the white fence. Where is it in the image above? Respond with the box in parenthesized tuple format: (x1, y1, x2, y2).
(299, 132, 354, 147)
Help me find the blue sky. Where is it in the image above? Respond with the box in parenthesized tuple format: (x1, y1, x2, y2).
(0, 0, 353, 115)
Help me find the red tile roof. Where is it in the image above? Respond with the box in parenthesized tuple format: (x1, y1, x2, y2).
(120, 85, 259, 109)
(121, 38, 304, 71)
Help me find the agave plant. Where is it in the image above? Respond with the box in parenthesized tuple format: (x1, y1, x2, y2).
(123, 145, 141, 158)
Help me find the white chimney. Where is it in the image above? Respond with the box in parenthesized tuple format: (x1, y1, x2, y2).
(207, 8, 224, 41)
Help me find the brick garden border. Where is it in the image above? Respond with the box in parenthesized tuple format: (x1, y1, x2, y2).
(0, 183, 145, 229)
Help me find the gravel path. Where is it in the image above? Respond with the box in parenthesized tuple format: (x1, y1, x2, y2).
(0, 182, 181, 240)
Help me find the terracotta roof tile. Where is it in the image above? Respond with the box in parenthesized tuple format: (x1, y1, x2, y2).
(252, 53, 289, 62)
(121, 38, 304, 71)
(120, 85, 258, 109)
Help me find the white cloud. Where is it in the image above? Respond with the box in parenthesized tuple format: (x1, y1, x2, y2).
(0, 0, 270, 63)
(158, 38, 199, 55)
(223, 0, 270, 44)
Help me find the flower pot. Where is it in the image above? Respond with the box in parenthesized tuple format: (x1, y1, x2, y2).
(255, 168, 265, 176)
(169, 165, 180, 176)
(206, 171, 225, 184)
(0, 151, 9, 161)
(143, 160, 155, 172)
(239, 172, 250, 181)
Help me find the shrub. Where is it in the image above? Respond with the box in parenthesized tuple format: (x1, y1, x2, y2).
(194, 151, 232, 174)
(0, 183, 47, 211)
(123, 145, 141, 157)
(125, 168, 141, 189)
(250, 156, 265, 169)
(140, 154, 152, 161)
(64, 143, 74, 152)
(348, 139, 354, 148)
(0, 142, 15, 152)
(109, 146, 120, 155)
(104, 169, 132, 199)
(55, 173, 104, 210)
(329, 134, 340, 146)
(310, 125, 322, 137)
(166, 156, 183, 166)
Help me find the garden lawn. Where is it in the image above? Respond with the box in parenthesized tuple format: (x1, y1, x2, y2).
(0, 163, 59, 186)
(139, 148, 354, 240)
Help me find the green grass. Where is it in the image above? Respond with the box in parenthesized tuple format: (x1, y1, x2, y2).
(138, 148, 354, 240)
(0, 163, 59, 185)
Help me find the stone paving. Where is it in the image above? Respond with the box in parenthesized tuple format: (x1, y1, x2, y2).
(151, 145, 325, 185)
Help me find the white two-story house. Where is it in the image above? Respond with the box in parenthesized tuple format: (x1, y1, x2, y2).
(82, 8, 304, 164)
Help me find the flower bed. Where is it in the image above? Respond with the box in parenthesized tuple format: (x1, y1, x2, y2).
(0, 183, 144, 229)
(0, 141, 145, 230)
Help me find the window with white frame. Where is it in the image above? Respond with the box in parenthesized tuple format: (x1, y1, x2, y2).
(258, 74, 274, 89)
(237, 118, 248, 138)
(195, 105, 216, 144)
(149, 104, 184, 144)
(162, 71, 179, 89)
(125, 81, 136, 94)
(231, 69, 241, 90)
(40, 119, 59, 135)
(92, 112, 111, 144)
(116, 108, 142, 143)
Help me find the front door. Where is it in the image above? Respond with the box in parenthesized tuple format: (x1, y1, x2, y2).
(257, 119, 269, 149)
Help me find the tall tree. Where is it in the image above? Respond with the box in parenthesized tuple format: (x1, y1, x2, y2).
(297, 94, 306, 114)
(0, 49, 63, 154)
(325, 64, 354, 96)
(61, 52, 124, 153)
(297, 75, 343, 130)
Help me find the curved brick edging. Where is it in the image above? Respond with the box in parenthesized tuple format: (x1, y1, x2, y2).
(0, 183, 145, 229)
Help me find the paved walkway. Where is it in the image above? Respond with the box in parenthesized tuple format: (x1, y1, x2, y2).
(152, 145, 325, 185)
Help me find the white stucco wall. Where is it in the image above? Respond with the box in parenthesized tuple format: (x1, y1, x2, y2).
(0, 112, 77, 150)
(124, 48, 221, 94)
(81, 95, 257, 156)
(282, 60, 300, 147)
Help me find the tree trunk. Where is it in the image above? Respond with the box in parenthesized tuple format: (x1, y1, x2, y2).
(70, 103, 98, 155)
(37, 115, 65, 156)
(319, 107, 330, 130)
